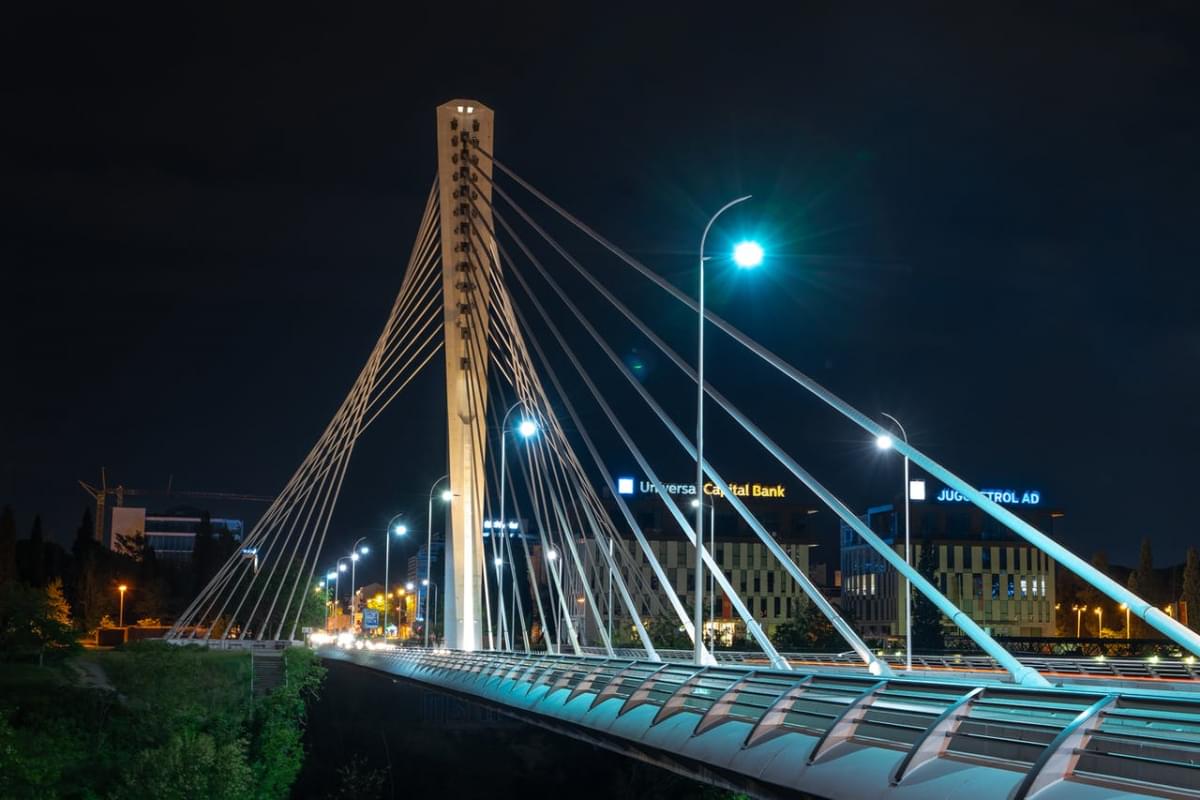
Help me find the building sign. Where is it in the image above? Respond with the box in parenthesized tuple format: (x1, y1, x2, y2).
(933, 488, 1041, 506)
(614, 478, 786, 500)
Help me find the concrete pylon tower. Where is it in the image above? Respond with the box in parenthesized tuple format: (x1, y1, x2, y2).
(436, 99, 494, 650)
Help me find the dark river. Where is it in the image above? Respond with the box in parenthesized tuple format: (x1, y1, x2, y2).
(298, 658, 735, 799)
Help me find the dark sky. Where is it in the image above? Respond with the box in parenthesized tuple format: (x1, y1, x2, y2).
(4, 3, 1199, 577)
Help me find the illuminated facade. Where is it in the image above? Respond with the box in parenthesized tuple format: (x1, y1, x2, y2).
(840, 485, 1062, 638)
(582, 477, 820, 643)
(109, 506, 243, 562)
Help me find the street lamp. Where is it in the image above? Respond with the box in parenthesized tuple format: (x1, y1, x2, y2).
(1095, 607, 1104, 639)
(1072, 604, 1087, 638)
(421, 578, 438, 646)
(1120, 603, 1130, 640)
(383, 514, 408, 639)
(118, 584, 128, 627)
(691, 498, 717, 652)
(324, 571, 337, 629)
(349, 537, 369, 631)
(496, 402, 538, 652)
(426, 475, 450, 648)
(695, 194, 758, 666)
(334, 558, 353, 631)
(876, 412, 913, 672)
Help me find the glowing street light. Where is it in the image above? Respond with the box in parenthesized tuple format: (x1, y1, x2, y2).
(877, 412, 913, 673)
(117, 584, 128, 627)
(732, 240, 764, 268)
(384, 514, 409, 638)
(349, 536, 369, 630)
(496, 403, 539, 653)
(426, 474, 450, 648)
(1095, 606, 1104, 639)
(695, 194, 759, 667)
(1120, 603, 1130, 640)
(1072, 604, 1087, 638)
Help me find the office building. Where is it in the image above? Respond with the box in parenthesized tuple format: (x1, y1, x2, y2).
(840, 483, 1061, 638)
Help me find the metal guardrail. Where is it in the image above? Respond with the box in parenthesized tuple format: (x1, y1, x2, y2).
(327, 646, 1200, 799)
(580, 646, 1200, 683)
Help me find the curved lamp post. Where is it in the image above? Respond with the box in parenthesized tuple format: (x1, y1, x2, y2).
(876, 412, 912, 671)
(425, 475, 450, 648)
(383, 513, 408, 638)
(349, 537, 369, 631)
(695, 194, 761, 666)
(496, 402, 538, 651)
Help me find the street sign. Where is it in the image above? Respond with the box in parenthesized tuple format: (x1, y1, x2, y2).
(363, 609, 380, 629)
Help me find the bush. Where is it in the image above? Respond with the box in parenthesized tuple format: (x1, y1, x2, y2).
(113, 730, 253, 800)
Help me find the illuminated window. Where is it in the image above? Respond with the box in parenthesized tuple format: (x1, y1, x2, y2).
(1020, 578, 1028, 598)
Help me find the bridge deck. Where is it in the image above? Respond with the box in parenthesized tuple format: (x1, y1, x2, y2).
(321, 645, 1200, 800)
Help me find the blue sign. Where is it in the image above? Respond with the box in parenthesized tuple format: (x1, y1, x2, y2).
(934, 488, 1041, 506)
(363, 609, 380, 629)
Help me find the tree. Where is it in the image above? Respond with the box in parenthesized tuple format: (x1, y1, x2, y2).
(1126, 571, 1142, 637)
(911, 538, 944, 651)
(0, 505, 15, 585)
(0, 581, 79, 665)
(772, 598, 847, 652)
(45, 578, 72, 628)
(1135, 538, 1158, 603)
(114, 731, 253, 800)
(71, 508, 95, 563)
(1182, 547, 1200, 633)
(25, 515, 46, 587)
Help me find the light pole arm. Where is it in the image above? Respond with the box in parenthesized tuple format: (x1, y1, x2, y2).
(694, 194, 751, 667)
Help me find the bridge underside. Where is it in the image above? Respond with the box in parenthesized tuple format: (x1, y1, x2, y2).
(321, 647, 1200, 800)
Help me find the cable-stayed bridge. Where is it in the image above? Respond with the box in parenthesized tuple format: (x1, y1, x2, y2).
(167, 100, 1200, 799)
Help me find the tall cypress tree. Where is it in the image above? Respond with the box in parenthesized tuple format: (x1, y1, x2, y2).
(1135, 538, 1158, 603)
(27, 515, 46, 587)
(1182, 547, 1200, 633)
(911, 538, 944, 650)
(0, 505, 16, 585)
(72, 508, 95, 562)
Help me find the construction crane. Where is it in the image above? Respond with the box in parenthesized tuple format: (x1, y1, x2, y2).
(78, 468, 273, 543)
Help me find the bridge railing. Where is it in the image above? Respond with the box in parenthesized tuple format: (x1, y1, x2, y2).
(575, 645, 1200, 683)
(328, 646, 1200, 799)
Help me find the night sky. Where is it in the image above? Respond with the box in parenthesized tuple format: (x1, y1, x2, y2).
(5, 4, 1199, 578)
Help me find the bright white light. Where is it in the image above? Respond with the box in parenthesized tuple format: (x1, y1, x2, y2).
(508, 521, 519, 530)
(616, 477, 635, 495)
(394, 524, 407, 536)
(440, 489, 453, 502)
(456, 105, 464, 113)
(909, 480, 926, 501)
(690, 499, 701, 508)
(326, 572, 337, 580)
(494, 557, 503, 568)
(875, 434, 894, 450)
(405, 582, 414, 591)
(338, 563, 347, 572)
(421, 579, 430, 586)
(546, 549, 558, 561)
(360, 546, 370, 555)
(351, 553, 359, 562)
(466, 106, 475, 113)
(517, 419, 539, 438)
(483, 520, 493, 529)
(732, 240, 764, 268)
